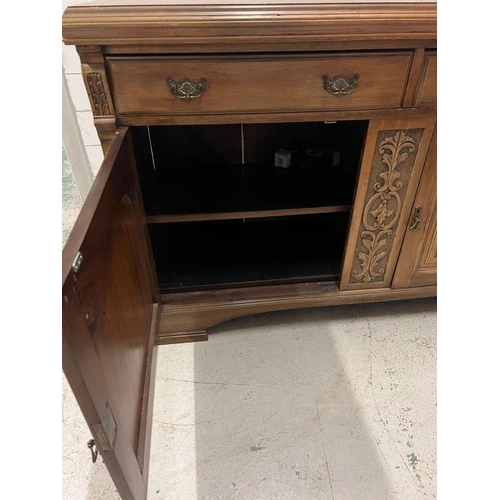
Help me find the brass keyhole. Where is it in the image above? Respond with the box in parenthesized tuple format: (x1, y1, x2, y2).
(409, 206, 422, 232)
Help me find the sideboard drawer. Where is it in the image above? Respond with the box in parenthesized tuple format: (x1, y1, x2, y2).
(414, 52, 437, 107)
(107, 53, 412, 116)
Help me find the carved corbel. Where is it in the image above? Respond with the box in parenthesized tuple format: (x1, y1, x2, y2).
(76, 45, 117, 154)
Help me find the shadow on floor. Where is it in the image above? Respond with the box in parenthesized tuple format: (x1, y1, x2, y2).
(150, 298, 437, 499)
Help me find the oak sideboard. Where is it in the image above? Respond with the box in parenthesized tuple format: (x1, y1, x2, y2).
(62, 2, 437, 498)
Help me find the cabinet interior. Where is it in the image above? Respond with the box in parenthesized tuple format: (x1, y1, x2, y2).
(131, 120, 368, 292)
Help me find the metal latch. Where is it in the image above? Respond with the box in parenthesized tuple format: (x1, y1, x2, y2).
(87, 439, 99, 463)
(72, 251, 83, 273)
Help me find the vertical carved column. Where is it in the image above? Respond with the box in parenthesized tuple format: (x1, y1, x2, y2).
(76, 45, 117, 154)
(340, 118, 436, 291)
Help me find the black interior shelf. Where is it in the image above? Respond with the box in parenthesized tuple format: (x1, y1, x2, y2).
(132, 121, 367, 221)
(151, 212, 349, 292)
(142, 161, 356, 221)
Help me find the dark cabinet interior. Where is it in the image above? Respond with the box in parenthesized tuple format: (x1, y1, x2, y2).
(149, 212, 350, 292)
(131, 120, 368, 293)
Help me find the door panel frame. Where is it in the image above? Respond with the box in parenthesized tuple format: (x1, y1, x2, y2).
(392, 126, 437, 288)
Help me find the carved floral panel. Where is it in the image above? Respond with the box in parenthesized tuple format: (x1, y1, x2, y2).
(86, 72, 111, 116)
(349, 128, 423, 284)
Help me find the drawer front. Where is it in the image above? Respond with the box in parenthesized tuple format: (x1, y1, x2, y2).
(415, 52, 436, 107)
(108, 53, 412, 116)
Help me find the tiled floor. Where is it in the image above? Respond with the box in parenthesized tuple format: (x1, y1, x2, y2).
(148, 301, 437, 500)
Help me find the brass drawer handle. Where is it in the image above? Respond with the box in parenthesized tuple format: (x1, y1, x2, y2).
(323, 73, 359, 97)
(166, 77, 207, 100)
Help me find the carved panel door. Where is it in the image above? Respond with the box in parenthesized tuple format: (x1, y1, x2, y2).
(340, 117, 436, 291)
(392, 128, 437, 288)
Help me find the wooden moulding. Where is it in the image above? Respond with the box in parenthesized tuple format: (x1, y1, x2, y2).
(102, 39, 437, 55)
(116, 107, 437, 127)
(62, 2, 437, 48)
(155, 281, 437, 343)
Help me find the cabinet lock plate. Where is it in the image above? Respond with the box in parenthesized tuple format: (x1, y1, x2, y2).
(409, 206, 422, 232)
(72, 251, 83, 273)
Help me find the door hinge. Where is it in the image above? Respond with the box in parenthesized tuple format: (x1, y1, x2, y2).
(72, 251, 83, 273)
(90, 403, 117, 453)
(317, 281, 339, 292)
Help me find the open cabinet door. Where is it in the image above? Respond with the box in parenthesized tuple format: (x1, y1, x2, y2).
(62, 128, 158, 500)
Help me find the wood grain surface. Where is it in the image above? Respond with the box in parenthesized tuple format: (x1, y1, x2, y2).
(392, 126, 437, 287)
(108, 53, 412, 116)
(63, 2, 437, 48)
(339, 116, 436, 291)
(62, 3, 437, 496)
(414, 51, 437, 107)
(157, 281, 437, 340)
(62, 129, 157, 500)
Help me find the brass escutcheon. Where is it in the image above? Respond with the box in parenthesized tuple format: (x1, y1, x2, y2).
(409, 206, 422, 232)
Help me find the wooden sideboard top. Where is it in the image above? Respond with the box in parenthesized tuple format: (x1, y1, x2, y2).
(62, 1, 437, 49)
(68, 0, 436, 4)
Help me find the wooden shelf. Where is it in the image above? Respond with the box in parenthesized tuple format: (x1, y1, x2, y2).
(146, 204, 352, 223)
(140, 162, 358, 219)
